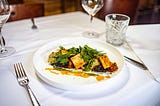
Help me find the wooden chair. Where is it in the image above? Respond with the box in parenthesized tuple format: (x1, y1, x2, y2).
(8, 3, 44, 22)
(8, 0, 23, 4)
(98, 0, 139, 24)
(61, 0, 82, 13)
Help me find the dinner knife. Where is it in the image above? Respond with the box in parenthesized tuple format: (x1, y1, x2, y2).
(124, 55, 160, 83)
(124, 56, 148, 70)
(124, 41, 160, 83)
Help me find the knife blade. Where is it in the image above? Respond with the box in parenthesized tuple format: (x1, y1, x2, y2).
(124, 56, 148, 70)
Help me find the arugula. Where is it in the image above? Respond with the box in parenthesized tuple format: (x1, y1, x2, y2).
(53, 46, 80, 66)
(80, 45, 103, 71)
(84, 58, 95, 71)
(54, 52, 70, 65)
(51, 45, 104, 71)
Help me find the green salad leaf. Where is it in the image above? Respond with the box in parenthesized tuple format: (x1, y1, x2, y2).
(50, 45, 104, 71)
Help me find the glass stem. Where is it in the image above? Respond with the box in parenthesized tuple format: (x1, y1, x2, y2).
(90, 15, 93, 23)
(0, 28, 7, 53)
(89, 15, 94, 34)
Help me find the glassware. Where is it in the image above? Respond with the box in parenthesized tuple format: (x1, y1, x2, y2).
(105, 14, 130, 46)
(82, 0, 103, 38)
(0, 0, 15, 58)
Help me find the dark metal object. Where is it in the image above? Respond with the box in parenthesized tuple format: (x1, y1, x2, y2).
(0, 36, 5, 46)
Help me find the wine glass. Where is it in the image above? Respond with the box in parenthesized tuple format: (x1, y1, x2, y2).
(0, 0, 15, 58)
(82, 0, 103, 38)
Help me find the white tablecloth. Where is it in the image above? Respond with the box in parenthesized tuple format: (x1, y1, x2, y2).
(0, 11, 160, 106)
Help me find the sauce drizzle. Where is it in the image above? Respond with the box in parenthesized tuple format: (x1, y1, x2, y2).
(45, 67, 111, 81)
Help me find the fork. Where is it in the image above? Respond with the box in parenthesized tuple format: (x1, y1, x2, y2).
(31, 18, 38, 29)
(14, 63, 40, 106)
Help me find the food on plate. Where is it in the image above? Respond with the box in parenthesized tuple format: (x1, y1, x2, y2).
(47, 45, 118, 74)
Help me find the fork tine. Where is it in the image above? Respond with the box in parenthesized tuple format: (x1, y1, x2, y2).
(14, 63, 20, 78)
(18, 63, 22, 78)
(17, 63, 23, 78)
(19, 63, 27, 77)
(14, 63, 27, 78)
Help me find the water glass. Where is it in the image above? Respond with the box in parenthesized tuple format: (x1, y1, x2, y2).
(105, 14, 130, 46)
(0, 0, 16, 58)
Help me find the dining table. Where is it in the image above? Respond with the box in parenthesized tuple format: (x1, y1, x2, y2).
(0, 11, 160, 106)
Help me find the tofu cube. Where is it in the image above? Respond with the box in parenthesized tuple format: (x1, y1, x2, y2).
(70, 53, 85, 69)
(98, 55, 111, 69)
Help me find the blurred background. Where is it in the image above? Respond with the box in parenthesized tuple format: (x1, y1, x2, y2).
(8, 0, 160, 24)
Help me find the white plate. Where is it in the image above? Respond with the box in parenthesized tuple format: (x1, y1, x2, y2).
(33, 37, 127, 91)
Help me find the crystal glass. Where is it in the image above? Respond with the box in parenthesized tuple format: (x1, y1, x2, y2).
(105, 14, 130, 46)
(0, 0, 15, 58)
(82, 0, 103, 38)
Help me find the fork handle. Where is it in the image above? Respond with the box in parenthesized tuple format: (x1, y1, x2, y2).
(25, 85, 40, 106)
(31, 18, 35, 25)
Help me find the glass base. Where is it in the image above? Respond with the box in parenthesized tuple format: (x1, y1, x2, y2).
(106, 40, 124, 46)
(0, 47, 16, 58)
(82, 31, 99, 38)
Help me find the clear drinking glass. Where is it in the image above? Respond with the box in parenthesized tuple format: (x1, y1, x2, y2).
(105, 14, 130, 46)
(82, 0, 103, 38)
(0, 0, 15, 58)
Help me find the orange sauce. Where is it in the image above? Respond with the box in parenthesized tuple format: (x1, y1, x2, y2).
(96, 76, 105, 81)
(73, 72, 83, 76)
(81, 73, 90, 78)
(105, 76, 111, 79)
(60, 71, 70, 75)
(45, 67, 54, 71)
(45, 67, 110, 81)
(60, 71, 68, 75)
(50, 71, 59, 75)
